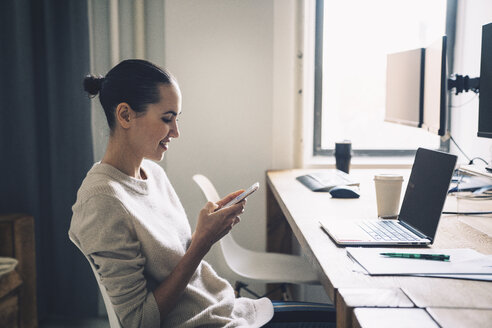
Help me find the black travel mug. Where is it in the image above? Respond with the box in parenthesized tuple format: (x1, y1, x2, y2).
(335, 141, 352, 173)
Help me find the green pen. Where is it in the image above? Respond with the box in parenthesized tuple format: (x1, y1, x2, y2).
(380, 252, 450, 261)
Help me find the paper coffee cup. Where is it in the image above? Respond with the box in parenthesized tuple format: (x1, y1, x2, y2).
(374, 174, 404, 219)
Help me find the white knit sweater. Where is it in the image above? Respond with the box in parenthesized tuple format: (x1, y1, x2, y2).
(69, 160, 273, 328)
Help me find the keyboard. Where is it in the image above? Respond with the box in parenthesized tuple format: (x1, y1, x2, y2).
(359, 220, 419, 241)
(309, 170, 354, 185)
(297, 170, 359, 192)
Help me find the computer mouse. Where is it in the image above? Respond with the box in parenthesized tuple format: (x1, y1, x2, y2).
(329, 185, 360, 198)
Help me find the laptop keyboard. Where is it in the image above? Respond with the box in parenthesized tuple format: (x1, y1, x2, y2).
(359, 220, 420, 241)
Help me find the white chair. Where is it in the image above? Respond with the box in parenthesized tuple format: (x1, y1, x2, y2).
(69, 235, 122, 328)
(192, 174, 319, 300)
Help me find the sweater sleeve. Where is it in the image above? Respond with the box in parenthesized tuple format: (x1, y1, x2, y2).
(71, 194, 161, 328)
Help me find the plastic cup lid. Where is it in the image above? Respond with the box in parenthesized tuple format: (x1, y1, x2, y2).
(374, 174, 403, 181)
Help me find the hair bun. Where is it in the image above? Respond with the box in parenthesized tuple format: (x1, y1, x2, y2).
(83, 74, 105, 96)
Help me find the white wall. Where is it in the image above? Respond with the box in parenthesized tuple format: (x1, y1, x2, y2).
(162, 0, 298, 293)
(451, 0, 492, 164)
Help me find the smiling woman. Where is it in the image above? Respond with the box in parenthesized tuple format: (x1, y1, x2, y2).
(70, 59, 273, 327)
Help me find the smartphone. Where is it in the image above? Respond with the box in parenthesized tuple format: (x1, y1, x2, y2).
(223, 182, 260, 208)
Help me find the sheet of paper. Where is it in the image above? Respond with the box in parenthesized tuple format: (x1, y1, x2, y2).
(351, 258, 492, 281)
(346, 248, 492, 275)
(412, 274, 492, 281)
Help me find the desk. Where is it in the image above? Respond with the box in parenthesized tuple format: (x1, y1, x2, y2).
(266, 169, 492, 328)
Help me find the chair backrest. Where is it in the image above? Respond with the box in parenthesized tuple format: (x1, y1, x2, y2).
(192, 174, 221, 203)
(69, 235, 122, 328)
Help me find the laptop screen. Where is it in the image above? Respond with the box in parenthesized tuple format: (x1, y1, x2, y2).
(398, 148, 457, 241)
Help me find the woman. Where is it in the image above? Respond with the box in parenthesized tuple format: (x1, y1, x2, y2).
(70, 59, 335, 327)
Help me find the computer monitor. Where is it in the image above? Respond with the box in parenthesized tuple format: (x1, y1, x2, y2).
(385, 48, 425, 128)
(478, 22, 492, 138)
(422, 36, 448, 137)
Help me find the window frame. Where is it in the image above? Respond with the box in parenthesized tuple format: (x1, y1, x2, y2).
(312, 0, 457, 157)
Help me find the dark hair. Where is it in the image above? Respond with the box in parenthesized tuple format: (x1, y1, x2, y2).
(83, 59, 175, 130)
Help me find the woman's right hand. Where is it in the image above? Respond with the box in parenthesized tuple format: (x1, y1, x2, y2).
(192, 190, 246, 252)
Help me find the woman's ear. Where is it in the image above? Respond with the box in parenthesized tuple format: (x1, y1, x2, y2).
(115, 103, 134, 129)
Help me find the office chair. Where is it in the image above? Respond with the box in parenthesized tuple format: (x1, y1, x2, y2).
(192, 174, 319, 300)
(69, 235, 122, 328)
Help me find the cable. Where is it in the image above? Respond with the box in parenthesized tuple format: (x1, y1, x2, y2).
(450, 93, 479, 108)
(469, 157, 489, 165)
(442, 211, 492, 215)
(450, 137, 490, 165)
(449, 135, 471, 162)
(449, 136, 490, 165)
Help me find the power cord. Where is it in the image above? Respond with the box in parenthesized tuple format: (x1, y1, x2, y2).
(449, 135, 490, 166)
(443, 211, 492, 215)
(449, 93, 479, 108)
(469, 157, 489, 165)
(449, 135, 471, 162)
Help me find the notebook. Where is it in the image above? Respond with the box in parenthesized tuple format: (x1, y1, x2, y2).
(320, 148, 457, 246)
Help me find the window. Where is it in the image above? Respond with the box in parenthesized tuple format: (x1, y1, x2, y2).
(313, 0, 456, 156)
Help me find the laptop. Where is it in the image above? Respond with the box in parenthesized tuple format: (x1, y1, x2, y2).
(320, 148, 457, 246)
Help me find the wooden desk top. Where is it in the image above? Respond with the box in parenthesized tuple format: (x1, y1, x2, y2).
(266, 169, 492, 309)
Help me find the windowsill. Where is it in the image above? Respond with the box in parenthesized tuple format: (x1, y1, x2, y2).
(303, 155, 415, 169)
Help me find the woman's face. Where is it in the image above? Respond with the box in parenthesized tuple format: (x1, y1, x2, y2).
(129, 83, 181, 161)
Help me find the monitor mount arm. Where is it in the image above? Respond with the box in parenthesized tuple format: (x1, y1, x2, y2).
(441, 74, 480, 145)
(448, 74, 480, 95)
